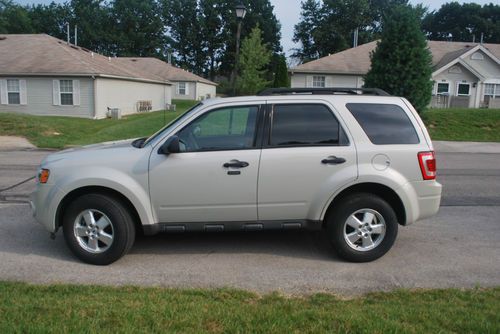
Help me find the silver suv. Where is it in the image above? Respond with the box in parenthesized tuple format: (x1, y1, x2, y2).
(31, 88, 442, 265)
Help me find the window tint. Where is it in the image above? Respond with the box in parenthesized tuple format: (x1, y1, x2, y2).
(270, 104, 341, 146)
(178, 106, 258, 152)
(346, 103, 419, 145)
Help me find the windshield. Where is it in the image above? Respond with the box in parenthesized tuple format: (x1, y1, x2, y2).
(142, 102, 203, 147)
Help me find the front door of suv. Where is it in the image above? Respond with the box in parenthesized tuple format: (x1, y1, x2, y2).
(257, 102, 357, 222)
(149, 103, 264, 223)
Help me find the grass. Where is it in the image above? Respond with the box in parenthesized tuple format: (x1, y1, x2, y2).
(422, 108, 500, 142)
(0, 282, 498, 333)
(0, 103, 499, 148)
(0, 100, 198, 149)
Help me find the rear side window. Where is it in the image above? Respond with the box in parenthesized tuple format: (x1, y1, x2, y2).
(346, 103, 420, 145)
(270, 104, 346, 146)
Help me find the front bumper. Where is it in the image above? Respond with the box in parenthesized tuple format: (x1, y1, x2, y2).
(30, 182, 63, 233)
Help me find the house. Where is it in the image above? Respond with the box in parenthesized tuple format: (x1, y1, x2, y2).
(290, 40, 500, 108)
(0, 34, 172, 118)
(114, 58, 217, 101)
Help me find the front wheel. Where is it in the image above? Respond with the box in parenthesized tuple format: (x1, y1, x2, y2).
(62, 193, 136, 265)
(326, 193, 398, 262)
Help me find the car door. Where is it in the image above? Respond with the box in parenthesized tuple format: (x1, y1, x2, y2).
(149, 103, 264, 223)
(257, 101, 357, 221)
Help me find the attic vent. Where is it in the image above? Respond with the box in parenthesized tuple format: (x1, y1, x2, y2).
(0, 37, 6, 41)
(70, 45, 79, 50)
(471, 52, 484, 60)
(131, 59, 138, 62)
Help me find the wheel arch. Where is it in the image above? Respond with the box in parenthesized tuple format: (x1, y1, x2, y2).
(56, 186, 143, 234)
(323, 182, 407, 227)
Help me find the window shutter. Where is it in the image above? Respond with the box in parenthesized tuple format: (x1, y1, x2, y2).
(19, 79, 27, 105)
(73, 80, 80, 106)
(53, 80, 60, 105)
(185, 82, 189, 95)
(0, 80, 7, 105)
(307, 76, 313, 88)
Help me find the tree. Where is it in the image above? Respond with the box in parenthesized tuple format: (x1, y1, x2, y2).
(111, 0, 165, 57)
(364, 5, 432, 113)
(292, 0, 413, 63)
(0, 0, 33, 34)
(236, 26, 271, 95)
(422, 2, 500, 43)
(273, 54, 289, 88)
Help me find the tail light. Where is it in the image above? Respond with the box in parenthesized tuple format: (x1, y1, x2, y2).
(418, 151, 436, 180)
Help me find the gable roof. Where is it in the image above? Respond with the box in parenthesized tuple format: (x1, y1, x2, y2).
(0, 34, 171, 85)
(114, 58, 217, 86)
(291, 40, 500, 75)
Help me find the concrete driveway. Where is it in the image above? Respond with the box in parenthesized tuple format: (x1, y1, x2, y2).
(0, 141, 499, 295)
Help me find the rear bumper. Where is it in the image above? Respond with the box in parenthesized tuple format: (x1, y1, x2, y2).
(399, 180, 442, 225)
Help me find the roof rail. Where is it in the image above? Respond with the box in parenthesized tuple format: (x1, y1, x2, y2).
(257, 87, 390, 96)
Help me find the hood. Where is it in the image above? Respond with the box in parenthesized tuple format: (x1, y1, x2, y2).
(41, 138, 139, 165)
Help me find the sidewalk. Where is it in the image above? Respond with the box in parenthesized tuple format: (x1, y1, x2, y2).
(433, 141, 500, 154)
(0, 136, 35, 151)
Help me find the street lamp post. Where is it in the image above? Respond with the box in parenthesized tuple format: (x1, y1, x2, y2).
(230, 3, 247, 96)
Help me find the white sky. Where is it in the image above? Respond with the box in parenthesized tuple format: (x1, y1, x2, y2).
(16, 0, 500, 56)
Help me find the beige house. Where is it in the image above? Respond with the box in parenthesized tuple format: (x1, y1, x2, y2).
(114, 58, 217, 101)
(0, 34, 173, 118)
(290, 40, 500, 108)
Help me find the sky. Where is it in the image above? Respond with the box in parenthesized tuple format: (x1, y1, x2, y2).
(15, 0, 499, 56)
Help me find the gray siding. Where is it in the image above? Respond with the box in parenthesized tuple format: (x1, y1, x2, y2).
(0, 76, 94, 118)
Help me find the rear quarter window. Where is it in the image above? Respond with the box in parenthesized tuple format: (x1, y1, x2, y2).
(346, 103, 420, 145)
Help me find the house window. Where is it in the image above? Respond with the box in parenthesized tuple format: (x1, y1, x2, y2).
(312, 76, 326, 88)
(7, 79, 20, 104)
(60, 80, 73, 105)
(485, 84, 500, 98)
(177, 82, 188, 95)
(457, 83, 470, 96)
(436, 83, 449, 95)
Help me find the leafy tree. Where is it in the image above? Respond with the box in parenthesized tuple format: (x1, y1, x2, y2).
(111, 0, 165, 57)
(28, 3, 72, 41)
(273, 54, 289, 88)
(364, 5, 432, 113)
(292, 0, 413, 63)
(0, 0, 33, 34)
(423, 2, 500, 43)
(236, 26, 271, 95)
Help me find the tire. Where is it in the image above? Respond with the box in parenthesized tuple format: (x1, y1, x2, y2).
(326, 193, 398, 262)
(62, 193, 136, 265)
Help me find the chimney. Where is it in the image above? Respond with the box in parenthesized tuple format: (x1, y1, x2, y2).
(74, 25, 78, 46)
(353, 28, 359, 48)
(480, 32, 484, 44)
(66, 23, 70, 44)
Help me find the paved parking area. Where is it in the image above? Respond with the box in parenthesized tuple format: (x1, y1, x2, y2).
(0, 142, 499, 295)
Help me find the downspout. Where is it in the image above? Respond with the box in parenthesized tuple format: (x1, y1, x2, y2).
(92, 76, 98, 119)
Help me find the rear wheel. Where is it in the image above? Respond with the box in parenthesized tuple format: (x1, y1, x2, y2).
(326, 193, 398, 262)
(62, 193, 136, 265)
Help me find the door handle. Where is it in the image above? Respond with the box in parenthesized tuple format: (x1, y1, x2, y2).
(223, 160, 249, 168)
(321, 156, 346, 165)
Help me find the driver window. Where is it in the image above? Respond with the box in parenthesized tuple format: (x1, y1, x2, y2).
(177, 105, 259, 152)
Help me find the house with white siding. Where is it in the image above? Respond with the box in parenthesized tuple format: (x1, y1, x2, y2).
(290, 40, 500, 108)
(114, 58, 217, 101)
(0, 34, 173, 118)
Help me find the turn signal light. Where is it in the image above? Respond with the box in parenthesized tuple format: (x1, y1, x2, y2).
(38, 169, 50, 184)
(418, 151, 436, 180)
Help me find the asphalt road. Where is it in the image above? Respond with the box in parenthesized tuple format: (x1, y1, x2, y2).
(0, 144, 499, 295)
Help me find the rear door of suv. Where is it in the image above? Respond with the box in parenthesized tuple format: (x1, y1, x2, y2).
(257, 100, 357, 222)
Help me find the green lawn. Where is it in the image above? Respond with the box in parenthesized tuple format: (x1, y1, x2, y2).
(0, 100, 198, 149)
(0, 282, 498, 333)
(0, 103, 499, 148)
(422, 108, 500, 142)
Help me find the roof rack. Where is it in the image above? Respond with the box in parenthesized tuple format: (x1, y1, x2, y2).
(257, 87, 390, 96)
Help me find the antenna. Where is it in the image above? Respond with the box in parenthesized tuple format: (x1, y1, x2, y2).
(74, 25, 78, 46)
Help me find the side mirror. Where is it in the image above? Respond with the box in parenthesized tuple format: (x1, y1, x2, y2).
(158, 136, 180, 155)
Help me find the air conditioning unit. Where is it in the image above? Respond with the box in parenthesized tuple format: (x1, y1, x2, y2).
(107, 107, 122, 119)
